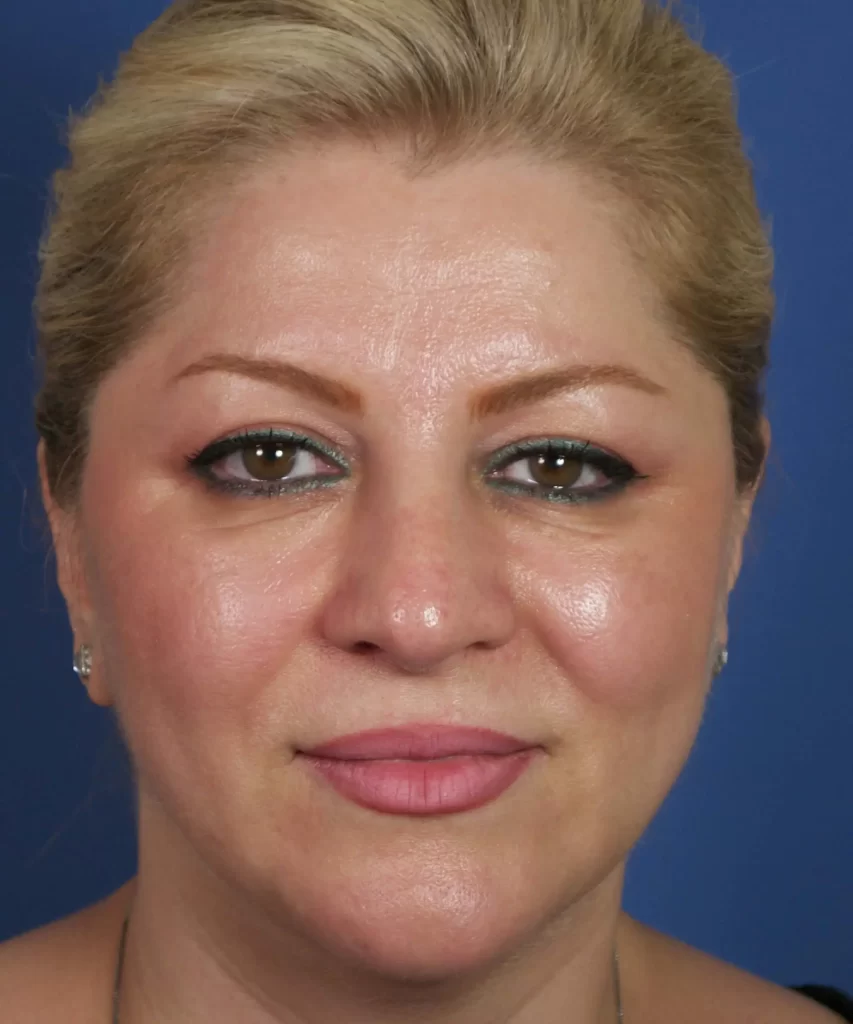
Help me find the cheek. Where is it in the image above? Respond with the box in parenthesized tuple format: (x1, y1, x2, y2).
(518, 514, 728, 712)
(82, 503, 321, 722)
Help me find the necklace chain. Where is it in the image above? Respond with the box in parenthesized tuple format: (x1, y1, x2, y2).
(112, 913, 624, 1022)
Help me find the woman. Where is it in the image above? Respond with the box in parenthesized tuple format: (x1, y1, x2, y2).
(0, 0, 849, 1021)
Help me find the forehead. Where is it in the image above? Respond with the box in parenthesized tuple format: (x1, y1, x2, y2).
(150, 140, 708, 403)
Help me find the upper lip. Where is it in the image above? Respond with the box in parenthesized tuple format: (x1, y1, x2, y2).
(299, 725, 535, 760)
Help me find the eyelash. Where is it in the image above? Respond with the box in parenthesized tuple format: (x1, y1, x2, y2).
(185, 428, 647, 506)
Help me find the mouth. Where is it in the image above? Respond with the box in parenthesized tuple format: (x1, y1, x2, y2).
(297, 748, 539, 816)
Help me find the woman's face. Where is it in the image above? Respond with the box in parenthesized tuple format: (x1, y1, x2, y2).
(45, 141, 761, 976)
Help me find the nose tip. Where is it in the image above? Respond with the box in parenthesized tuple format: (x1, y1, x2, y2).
(319, 509, 516, 674)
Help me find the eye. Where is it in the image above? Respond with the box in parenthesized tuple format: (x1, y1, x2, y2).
(484, 438, 643, 505)
(186, 428, 347, 498)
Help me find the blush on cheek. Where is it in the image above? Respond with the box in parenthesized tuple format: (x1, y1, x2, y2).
(528, 550, 722, 711)
(84, 516, 317, 720)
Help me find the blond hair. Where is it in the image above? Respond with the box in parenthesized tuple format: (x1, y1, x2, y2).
(35, 0, 773, 508)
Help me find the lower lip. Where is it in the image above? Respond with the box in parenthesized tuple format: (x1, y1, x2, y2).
(298, 751, 537, 815)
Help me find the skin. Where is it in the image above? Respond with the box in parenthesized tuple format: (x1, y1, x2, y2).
(30, 139, 791, 1024)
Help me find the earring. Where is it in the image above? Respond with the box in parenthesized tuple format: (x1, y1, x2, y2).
(73, 644, 93, 681)
(713, 647, 729, 678)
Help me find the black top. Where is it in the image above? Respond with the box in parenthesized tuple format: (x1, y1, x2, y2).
(791, 985, 853, 1020)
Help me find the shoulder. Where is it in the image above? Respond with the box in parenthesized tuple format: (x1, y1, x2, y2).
(622, 914, 844, 1024)
(0, 880, 134, 1024)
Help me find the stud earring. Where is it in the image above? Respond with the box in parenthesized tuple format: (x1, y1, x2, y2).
(713, 647, 729, 678)
(73, 644, 93, 681)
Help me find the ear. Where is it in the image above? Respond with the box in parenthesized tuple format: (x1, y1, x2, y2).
(37, 440, 113, 707)
(727, 416, 771, 589)
(716, 416, 771, 651)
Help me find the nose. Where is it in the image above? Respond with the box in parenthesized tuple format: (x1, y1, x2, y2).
(319, 486, 517, 676)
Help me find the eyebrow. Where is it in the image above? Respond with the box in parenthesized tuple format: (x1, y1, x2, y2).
(170, 352, 668, 420)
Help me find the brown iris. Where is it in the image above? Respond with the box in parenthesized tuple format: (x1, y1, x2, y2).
(527, 452, 584, 489)
(242, 442, 298, 482)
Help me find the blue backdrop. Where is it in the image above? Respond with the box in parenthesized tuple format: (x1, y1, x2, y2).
(1, 0, 851, 991)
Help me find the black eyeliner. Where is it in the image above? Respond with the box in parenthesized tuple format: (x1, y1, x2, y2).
(186, 427, 347, 470)
(483, 437, 633, 478)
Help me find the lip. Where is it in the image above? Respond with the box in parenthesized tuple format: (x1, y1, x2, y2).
(298, 751, 538, 816)
(298, 724, 535, 760)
